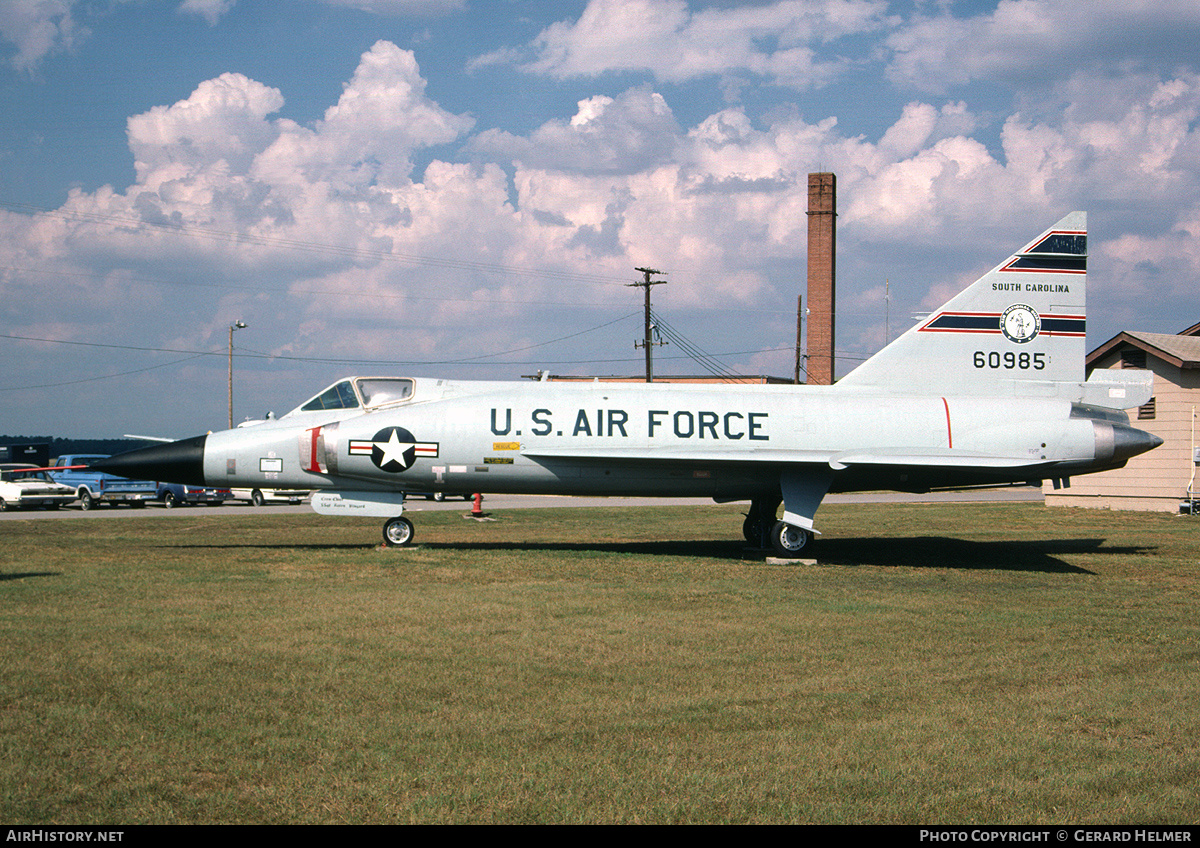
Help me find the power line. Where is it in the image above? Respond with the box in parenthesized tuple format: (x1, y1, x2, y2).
(0, 313, 640, 389)
(0, 329, 798, 391)
(0, 312, 640, 362)
(0, 200, 633, 287)
(443, 311, 641, 363)
(648, 308, 746, 382)
(0, 353, 212, 392)
(0, 264, 630, 310)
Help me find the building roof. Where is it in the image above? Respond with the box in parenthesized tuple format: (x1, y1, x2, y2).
(1088, 330, 1200, 369)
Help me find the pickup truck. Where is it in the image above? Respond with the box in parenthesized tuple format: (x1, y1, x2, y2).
(48, 455, 158, 510)
(156, 482, 231, 508)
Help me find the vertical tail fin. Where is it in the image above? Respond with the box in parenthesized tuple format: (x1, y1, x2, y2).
(837, 212, 1087, 395)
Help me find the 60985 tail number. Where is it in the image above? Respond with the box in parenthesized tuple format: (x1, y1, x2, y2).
(973, 351, 1046, 370)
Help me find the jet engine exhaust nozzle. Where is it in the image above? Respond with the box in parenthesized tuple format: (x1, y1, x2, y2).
(1093, 420, 1163, 465)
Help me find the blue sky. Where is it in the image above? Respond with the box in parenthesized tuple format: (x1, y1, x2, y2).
(2, 0, 1200, 437)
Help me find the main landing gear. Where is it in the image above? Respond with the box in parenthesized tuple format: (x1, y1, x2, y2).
(769, 520, 812, 557)
(743, 495, 814, 558)
(742, 496, 778, 549)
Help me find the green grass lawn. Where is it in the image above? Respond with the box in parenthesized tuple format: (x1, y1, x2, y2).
(1, 502, 1197, 824)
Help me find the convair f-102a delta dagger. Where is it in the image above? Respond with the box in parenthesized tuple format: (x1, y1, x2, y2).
(94, 212, 1162, 556)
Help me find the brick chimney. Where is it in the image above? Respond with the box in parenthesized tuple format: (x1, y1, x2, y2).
(806, 172, 836, 385)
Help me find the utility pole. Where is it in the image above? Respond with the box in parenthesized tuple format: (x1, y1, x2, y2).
(628, 267, 667, 382)
(794, 295, 803, 384)
(228, 320, 247, 429)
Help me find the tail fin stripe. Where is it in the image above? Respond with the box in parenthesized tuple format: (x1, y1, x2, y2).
(1023, 230, 1087, 253)
(920, 312, 1002, 333)
(1002, 256, 1086, 273)
(1003, 228, 1088, 274)
(1041, 316, 1086, 336)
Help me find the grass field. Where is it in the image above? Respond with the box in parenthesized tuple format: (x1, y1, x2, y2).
(2, 501, 1198, 824)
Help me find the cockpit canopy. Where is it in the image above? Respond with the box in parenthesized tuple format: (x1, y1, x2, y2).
(290, 377, 414, 417)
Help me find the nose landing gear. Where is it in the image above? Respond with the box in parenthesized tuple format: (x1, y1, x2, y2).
(383, 515, 415, 547)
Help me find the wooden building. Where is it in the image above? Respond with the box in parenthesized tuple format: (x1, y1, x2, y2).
(1044, 323, 1200, 512)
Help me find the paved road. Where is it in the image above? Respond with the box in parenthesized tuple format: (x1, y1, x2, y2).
(0, 488, 1043, 522)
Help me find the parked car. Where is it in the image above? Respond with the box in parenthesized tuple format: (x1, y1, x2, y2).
(230, 488, 311, 506)
(155, 482, 231, 508)
(0, 464, 77, 511)
(47, 455, 157, 509)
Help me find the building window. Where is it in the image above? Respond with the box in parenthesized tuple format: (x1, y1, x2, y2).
(1138, 397, 1156, 420)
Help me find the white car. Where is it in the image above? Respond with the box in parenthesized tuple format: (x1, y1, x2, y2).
(230, 488, 311, 506)
(0, 464, 77, 511)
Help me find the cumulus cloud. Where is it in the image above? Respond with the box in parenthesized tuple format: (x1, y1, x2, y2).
(321, 0, 466, 13)
(885, 0, 1200, 93)
(1099, 204, 1200, 306)
(28, 60, 1200, 343)
(8, 22, 1200, 434)
(0, 0, 86, 71)
(254, 41, 475, 189)
(127, 73, 286, 183)
(515, 0, 890, 88)
(178, 0, 465, 25)
(4, 43, 484, 353)
(178, 0, 236, 25)
(469, 87, 680, 175)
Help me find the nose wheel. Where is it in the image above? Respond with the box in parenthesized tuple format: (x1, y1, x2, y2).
(383, 516, 415, 547)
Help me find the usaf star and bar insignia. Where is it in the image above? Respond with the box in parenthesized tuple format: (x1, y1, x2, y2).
(348, 427, 439, 473)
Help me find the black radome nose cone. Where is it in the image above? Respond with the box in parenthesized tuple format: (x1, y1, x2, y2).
(89, 435, 208, 485)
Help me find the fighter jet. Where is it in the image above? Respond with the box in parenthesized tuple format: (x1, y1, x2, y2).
(93, 212, 1161, 555)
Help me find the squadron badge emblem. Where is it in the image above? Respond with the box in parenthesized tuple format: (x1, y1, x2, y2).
(1001, 304, 1040, 344)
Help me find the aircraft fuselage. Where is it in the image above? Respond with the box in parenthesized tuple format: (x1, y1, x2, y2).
(90, 212, 1164, 555)
(196, 379, 1142, 500)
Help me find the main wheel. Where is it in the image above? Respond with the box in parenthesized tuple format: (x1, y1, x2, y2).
(770, 520, 812, 558)
(383, 516, 415, 547)
(743, 513, 770, 547)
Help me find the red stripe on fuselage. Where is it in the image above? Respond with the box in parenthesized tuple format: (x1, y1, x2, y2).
(308, 427, 323, 473)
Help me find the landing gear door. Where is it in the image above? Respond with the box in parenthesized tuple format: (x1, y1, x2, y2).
(780, 466, 834, 533)
(311, 490, 407, 517)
